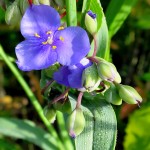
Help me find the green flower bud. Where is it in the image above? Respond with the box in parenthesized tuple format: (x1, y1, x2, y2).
(43, 106, 56, 123)
(53, 99, 72, 114)
(85, 10, 97, 35)
(19, 0, 29, 15)
(96, 57, 121, 83)
(82, 63, 101, 92)
(116, 84, 142, 104)
(67, 108, 85, 138)
(54, 0, 65, 8)
(5, 0, 22, 26)
(104, 83, 122, 105)
(39, 0, 50, 5)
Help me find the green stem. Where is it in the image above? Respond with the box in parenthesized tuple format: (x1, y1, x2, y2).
(0, 45, 65, 150)
(65, 0, 77, 26)
(56, 111, 74, 150)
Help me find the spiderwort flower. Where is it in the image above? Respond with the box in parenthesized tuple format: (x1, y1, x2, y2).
(53, 58, 92, 89)
(15, 5, 90, 71)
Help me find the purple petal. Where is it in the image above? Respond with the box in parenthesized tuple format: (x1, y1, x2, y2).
(21, 5, 60, 38)
(54, 27, 90, 66)
(53, 66, 71, 87)
(68, 58, 92, 88)
(15, 39, 57, 71)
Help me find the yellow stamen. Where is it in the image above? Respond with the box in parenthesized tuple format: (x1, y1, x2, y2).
(52, 45, 57, 49)
(42, 41, 48, 45)
(59, 36, 64, 41)
(58, 26, 64, 30)
(34, 33, 40, 38)
(46, 31, 52, 34)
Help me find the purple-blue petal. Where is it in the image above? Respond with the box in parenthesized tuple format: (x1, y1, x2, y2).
(53, 66, 71, 87)
(21, 5, 60, 39)
(68, 58, 92, 88)
(53, 58, 92, 88)
(54, 26, 90, 66)
(15, 39, 57, 71)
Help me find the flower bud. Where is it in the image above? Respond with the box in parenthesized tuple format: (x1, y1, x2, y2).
(39, 0, 50, 5)
(116, 84, 142, 104)
(19, 0, 29, 14)
(96, 57, 121, 83)
(43, 106, 56, 123)
(5, 0, 22, 26)
(54, 0, 65, 8)
(104, 83, 122, 105)
(82, 63, 101, 92)
(53, 99, 72, 114)
(85, 10, 97, 35)
(67, 108, 85, 138)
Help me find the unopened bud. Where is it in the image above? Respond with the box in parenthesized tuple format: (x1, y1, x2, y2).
(53, 99, 72, 114)
(67, 108, 85, 138)
(116, 84, 142, 104)
(96, 57, 121, 83)
(5, 0, 22, 26)
(39, 0, 50, 5)
(85, 10, 97, 35)
(19, 0, 29, 14)
(54, 0, 65, 8)
(43, 106, 56, 123)
(82, 63, 101, 92)
(104, 83, 122, 105)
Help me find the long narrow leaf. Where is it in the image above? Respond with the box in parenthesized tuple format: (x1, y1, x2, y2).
(106, 0, 138, 38)
(0, 117, 58, 150)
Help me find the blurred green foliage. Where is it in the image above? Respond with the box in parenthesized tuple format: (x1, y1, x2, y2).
(0, 0, 150, 149)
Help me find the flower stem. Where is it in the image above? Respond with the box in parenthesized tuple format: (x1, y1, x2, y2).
(92, 34, 98, 57)
(41, 79, 54, 95)
(51, 88, 70, 104)
(0, 45, 65, 150)
(76, 92, 83, 108)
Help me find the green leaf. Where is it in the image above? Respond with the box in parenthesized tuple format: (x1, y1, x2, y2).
(65, 0, 77, 26)
(95, 17, 109, 60)
(124, 104, 150, 150)
(0, 139, 21, 150)
(0, 117, 58, 150)
(106, 0, 138, 38)
(69, 94, 117, 150)
(135, 14, 150, 29)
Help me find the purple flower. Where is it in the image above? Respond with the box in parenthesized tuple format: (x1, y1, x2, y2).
(53, 58, 92, 88)
(15, 5, 90, 71)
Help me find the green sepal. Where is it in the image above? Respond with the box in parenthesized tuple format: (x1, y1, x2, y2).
(116, 84, 142, 104)
(53, 99, 72, 114)
(104, 83, 122, 105)
(82, 63, 101, 92)
(67, 108, 85, 138)
(5, 0, 22, 26)
(43, 106, 56, 123)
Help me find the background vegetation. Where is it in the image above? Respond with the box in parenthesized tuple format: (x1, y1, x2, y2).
(0, 0, 150, 149)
